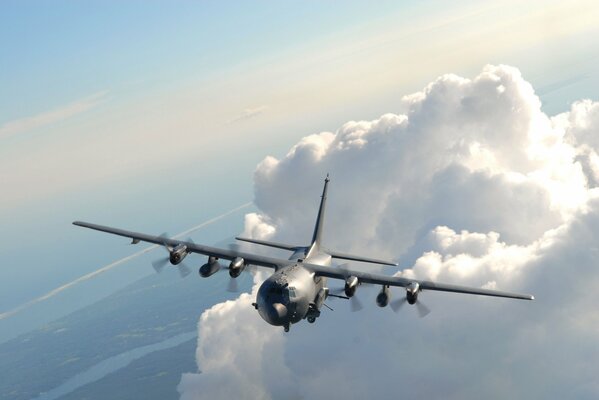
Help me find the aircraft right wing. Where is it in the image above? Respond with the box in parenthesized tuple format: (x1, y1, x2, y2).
(305, 263, 534, 300)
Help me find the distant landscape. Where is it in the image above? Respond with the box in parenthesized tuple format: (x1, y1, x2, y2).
(0, 270, 252, 400)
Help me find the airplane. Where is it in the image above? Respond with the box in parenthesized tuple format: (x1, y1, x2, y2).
(73, 175, 533, 332)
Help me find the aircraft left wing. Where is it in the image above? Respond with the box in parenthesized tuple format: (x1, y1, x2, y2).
(304, 263, 534, 300)
(72, 221, 291, 270)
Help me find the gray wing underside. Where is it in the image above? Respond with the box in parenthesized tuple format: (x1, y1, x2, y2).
(323, 249, 398, 266)
(73, 221, 291, 270)
(73, 221, 534, 301)
(234, 237, 300, 251)
(305, 263, 534, 300)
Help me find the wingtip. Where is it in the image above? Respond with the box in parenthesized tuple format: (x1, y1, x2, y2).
(529, 295, 535, 300)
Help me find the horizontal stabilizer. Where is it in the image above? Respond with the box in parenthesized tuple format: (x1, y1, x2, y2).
(326, 249, 398, 266)
(235, 237, 299, 251)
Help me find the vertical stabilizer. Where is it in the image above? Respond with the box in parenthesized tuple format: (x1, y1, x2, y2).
(310, 174, 330, 251)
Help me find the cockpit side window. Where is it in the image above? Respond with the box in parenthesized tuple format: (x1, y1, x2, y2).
(287, 287, 296, 298)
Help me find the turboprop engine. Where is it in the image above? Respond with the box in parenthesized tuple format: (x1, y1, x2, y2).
(199, 256, 221, 277)
(376, 285, 390, 307)
(344, 276, 359, 297)
(406, 282, 420, 304)
(169, 244, 188, 265)
(228, 257, 245, 278)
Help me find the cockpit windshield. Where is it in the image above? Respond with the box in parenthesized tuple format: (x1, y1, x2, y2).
(266, 285, 296, 304)
(268, 287, 283, 295)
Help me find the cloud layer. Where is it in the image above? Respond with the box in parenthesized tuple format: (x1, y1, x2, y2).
(0, 91, 107, 138)
(179, 65, 599, 399)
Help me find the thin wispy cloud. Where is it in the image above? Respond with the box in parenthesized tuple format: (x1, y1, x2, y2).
(0, 91, 108, 138)
(0, 202, 251, 321)
(227, 105, 268, 124)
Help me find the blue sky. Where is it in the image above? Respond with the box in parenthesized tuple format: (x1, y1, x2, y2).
(1, 1, 405, 119)
(1, 0, 598, 341)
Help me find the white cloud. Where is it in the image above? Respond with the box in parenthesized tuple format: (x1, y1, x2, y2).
(240, 213, 276, 240)
(179, 65, 599, 399)
(179, 288, 289, 400)
(0, 91, 108, 138)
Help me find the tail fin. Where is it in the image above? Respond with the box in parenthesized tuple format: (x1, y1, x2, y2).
(235, 174, 398, 266)
(310, 174, 330, 251)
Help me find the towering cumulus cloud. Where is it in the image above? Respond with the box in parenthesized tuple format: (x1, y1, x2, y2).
(179, 65, 599, 399)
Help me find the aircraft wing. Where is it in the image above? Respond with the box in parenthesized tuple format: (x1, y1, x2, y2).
(73, 221, 533, 300)
(73, 221, 291, 270)
(305, 263, 534, 300)
(323, 249, 398, 266)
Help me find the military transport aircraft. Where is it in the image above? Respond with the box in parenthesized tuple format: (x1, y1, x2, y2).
(74, 175, 533, 332)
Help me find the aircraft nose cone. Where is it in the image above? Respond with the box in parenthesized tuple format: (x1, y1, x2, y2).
(263, 302, 288, 326)
(272, 303, 288, 319)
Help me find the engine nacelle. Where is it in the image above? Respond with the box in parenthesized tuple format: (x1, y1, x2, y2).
(229, 257, 245, 278)
(376, 285, 390, 307)
(406, 282, 420, 305)
(199, 256, 221, 277)
(169, 244, 188, 265)
(344, 276, 359, 297)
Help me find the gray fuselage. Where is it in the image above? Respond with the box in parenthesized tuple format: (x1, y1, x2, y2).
(256, 248, 331, 328)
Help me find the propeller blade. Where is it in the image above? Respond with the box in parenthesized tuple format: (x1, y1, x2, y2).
(328, 286, 362, 311)
(158, 232, 173, 252)
(227, 277, 239, 293)
(151, 257, 169, 273)
(416, 301, 431, 318)
(350, 295, 363, 312)
(246, 264, 258, 276)
(390, 297, 407, 313)
(177, 263, 192, 278)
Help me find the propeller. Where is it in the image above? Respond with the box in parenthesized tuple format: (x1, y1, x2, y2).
(177, 263, 192, 278)
(329, 287, 363, 312)
(216, 239, 244, 292)
(220, 237, 260, 289)
(151, 232, 172, 273)
(150, 233, 191, 278)
(415, 300, 431, 318)
(390, 294, 431, 318)
(226, 276, 239, 292)
(151, 257, 169, 273)
(390, 297, 407, 313)
(328, 264, 367, 312)
(349, 295, 363, 312)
